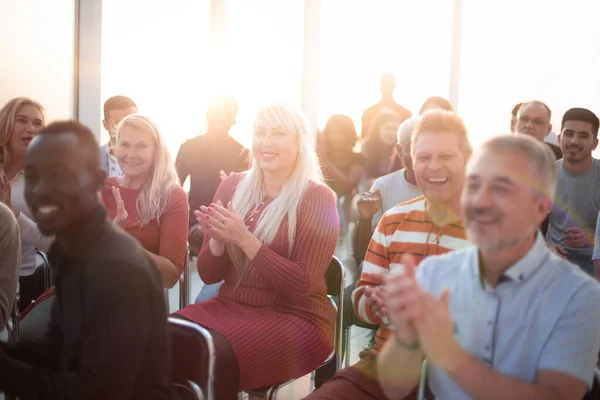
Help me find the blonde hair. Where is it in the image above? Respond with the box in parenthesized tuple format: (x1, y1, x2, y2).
(117, 114, 179, 226)
(0, 97, 45, 167)
(411, 110, 472, 161)
(228, 103, 326, 274)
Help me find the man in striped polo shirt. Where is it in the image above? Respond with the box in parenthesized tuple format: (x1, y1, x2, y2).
(305, 110, 473, 400)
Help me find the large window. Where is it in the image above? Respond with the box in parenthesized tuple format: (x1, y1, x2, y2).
(225, 0, 305, 148)
(0, 0, 76, 120)
(458, 0, 600, 150)
(101, 0, 212, 157)
(317, 0, 454, 134)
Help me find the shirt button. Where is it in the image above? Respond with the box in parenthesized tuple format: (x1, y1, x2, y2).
(485, 345, 491, 351)
(487, 320, 493, 326)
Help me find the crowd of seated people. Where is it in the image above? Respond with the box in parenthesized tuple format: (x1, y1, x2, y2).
(0, 68, 599, 400)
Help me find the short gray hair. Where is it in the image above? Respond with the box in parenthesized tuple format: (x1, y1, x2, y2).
(397, 116, 421, 145)
(478, 134, 557, 201)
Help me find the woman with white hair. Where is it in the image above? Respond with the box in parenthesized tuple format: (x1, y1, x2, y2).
(101, 114, 188, 288)
(175, 103, 339, 399)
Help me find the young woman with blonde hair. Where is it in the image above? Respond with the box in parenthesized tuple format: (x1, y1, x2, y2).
(176, 103, 339, 399)
(0, 97, 51, 310)
(101, 114, 188, 288)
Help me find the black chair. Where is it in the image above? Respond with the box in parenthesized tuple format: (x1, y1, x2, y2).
(35, 249, 53, 290)
(253, 256, 346, 399)
(174, 381, 204, 400)
(168, 316, 215, 400)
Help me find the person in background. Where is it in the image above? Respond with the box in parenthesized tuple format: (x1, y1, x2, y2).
(361, 72, 411, 139)
(510, 102, 522, 133)
(175, 103, 339, 400)
(319, 114, 364, 198)
(0, 97, 51, 311)
(176, 94, 249, 258)
(514, 100, 562, 160)
(353, 116, 422, 266)
(306, 110, 472, 400)
(0, 120, 172, 399)
(379, 134, 600, 400)
(100, 96, 138, 178)
(548, 108, 600, 276)
(102, 114, 188, 288)
(0, 202, 20, 330)
(361, 111, 402, 184)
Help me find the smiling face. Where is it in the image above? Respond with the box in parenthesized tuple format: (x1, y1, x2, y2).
(559, 120, 598, 164)
(252, 120, 299, 178)
(115, 125, 156, 181)
(9, 104, 44, 161)
(24, 132, 102, 235)
(516, 103, 551, 142)
(461, 149, 548, 252)
(412, 131, 466, 204)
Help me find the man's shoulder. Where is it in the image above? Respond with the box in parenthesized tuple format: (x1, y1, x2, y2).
(372, 169, 404, 188)
(544, 254, 600, 297)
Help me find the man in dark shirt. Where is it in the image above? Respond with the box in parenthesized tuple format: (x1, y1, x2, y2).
(361, 73, 411, 139)
(175, 94, 249, 255)
(0, 121, 173, 399)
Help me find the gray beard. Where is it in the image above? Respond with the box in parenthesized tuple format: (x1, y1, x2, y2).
(470, 224, 536, 253)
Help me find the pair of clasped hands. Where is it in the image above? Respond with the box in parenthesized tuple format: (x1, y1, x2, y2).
(366, 256, 463, 370)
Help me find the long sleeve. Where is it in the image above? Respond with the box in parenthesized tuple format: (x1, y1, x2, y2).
(0, 205, 20, 329)
(352, 211, 391, 325)
(158, 186, 189, 274)
(16, 212, 54, 252)
(250, 184, 339, 302)
(196, 174, 239, 284)
(0, 262, 157, 400)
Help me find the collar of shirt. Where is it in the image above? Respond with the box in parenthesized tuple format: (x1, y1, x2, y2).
(476, 231, 549, 289)
(48, 205, 110, 263)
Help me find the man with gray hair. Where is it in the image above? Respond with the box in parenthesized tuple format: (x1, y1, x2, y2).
(514, 100, 562, 160)
(378, 134, 600, 400)
(353, 116, 422, 264)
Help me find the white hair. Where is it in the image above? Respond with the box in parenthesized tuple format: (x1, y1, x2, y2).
(478, 134, 557, 201)
(397, 116, 421, 145)
(228, 103, 326, 274)
(117, 114, 179, 226)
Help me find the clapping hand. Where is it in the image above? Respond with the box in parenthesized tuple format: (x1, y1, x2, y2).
(384, 256, 463, 371)
(112, 186, 128, 227)
(195, 201, 249, 246)
(357, 190, 382, 220)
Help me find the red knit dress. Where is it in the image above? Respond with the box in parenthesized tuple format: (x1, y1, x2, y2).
(175, 173, 340, 390)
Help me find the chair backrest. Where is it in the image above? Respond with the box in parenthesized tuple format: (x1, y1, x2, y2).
(168, 317, 215, 400)
(35, 250, 53, 290)
(324, 256, 345, 298)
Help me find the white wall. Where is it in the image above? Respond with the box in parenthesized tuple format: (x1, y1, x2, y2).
(0, 0, 77, 120)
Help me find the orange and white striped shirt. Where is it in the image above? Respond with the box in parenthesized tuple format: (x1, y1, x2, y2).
(352, 195, 470, 355)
